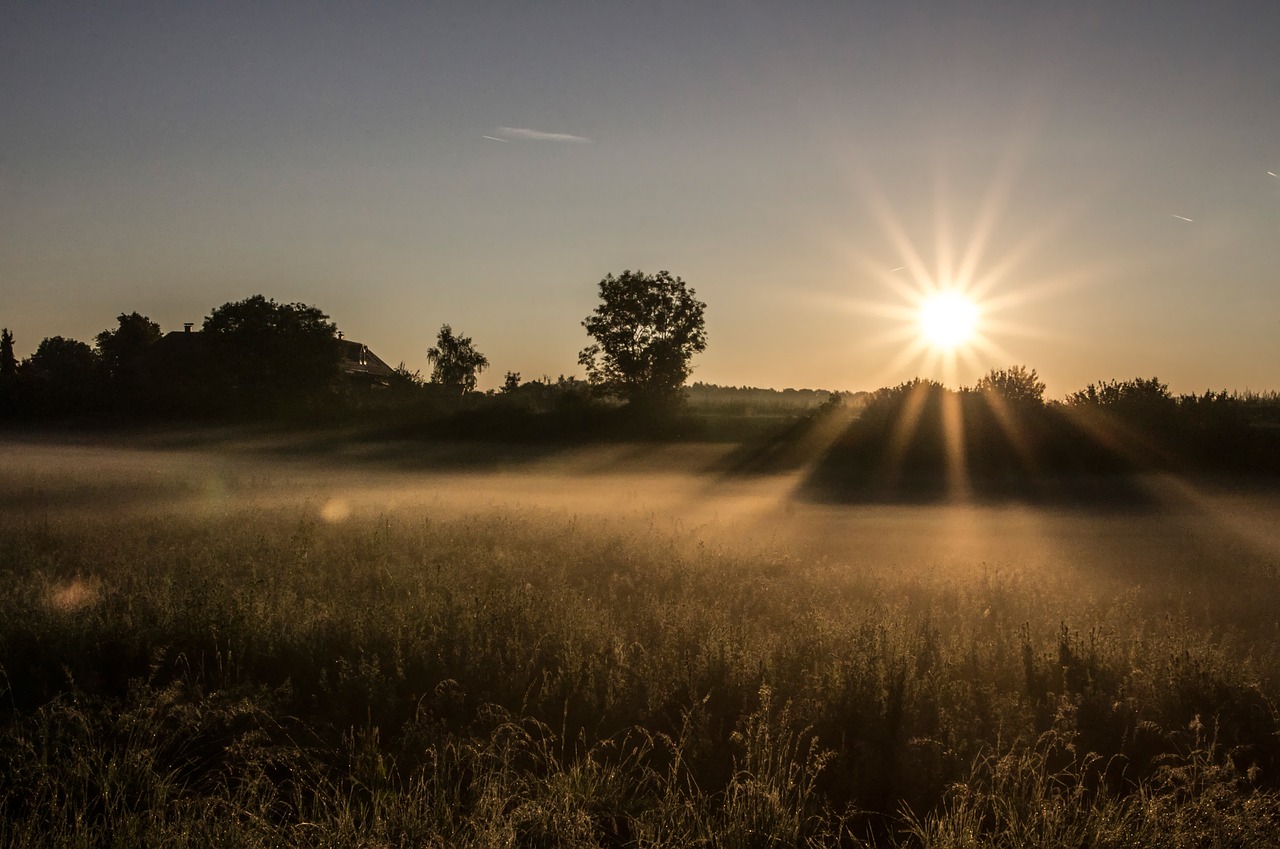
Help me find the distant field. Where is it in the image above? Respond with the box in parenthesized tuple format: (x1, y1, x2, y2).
(3, 436, 1280, 846)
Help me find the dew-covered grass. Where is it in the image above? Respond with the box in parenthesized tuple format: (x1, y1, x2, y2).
(2, 438, 1279, 846)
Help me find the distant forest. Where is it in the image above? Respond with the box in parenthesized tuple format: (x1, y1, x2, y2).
(3, 295, 1280, 480)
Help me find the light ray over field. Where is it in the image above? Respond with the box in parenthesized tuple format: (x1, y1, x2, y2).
(941, 389, 970, 500)
(1138, 474, 1280, 565)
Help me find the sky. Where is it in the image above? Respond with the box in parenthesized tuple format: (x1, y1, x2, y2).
(2, 2, 1278, 396)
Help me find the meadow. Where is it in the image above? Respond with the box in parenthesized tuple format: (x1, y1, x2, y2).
(2, 435, 1280, 847)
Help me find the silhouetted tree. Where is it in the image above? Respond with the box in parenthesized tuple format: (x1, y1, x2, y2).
(1056, 376, 1181, 468)
(501, 371, 521, 393)
(96, 312, 162, 414)
(975, 365, 1045, 406)
(390, 362, 425, 388)
(1066, 376, 1172, 410)
(0, 329, 15, 382)
(20, 336, 101, 417)
(579, 269, 707, 407)
(96, 313, 161, 379)
(0, 328, 16, 418)
(203, 295, 342, 415)
(426, 324, 488, 394)
(1178, 389, 1248, 430)
(1066, 377, 1177, 429)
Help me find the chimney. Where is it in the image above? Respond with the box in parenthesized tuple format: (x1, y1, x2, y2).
(183, 323, 194, 333)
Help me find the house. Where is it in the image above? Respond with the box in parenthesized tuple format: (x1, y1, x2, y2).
(338, 336, 397, 388)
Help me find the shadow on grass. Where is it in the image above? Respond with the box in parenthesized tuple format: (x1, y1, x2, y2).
(700, 400, 1162, 508)
(797, 465, 1164, 509)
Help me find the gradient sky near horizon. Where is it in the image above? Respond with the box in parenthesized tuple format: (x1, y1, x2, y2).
(3, 2, 1278, 396)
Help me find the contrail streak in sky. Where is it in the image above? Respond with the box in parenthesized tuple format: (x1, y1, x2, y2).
(497, 127, 592, 143)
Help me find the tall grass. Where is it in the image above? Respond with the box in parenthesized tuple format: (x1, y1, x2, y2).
(2, 466, 1279, 845)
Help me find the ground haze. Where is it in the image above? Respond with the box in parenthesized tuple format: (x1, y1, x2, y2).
(3, 435, 1279, 846)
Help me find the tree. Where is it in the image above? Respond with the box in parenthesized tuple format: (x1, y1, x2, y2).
(20, 336, 101, 416)
(203, 295, 342, 414)
(0, 328, 18, 417)
(390, 362, 426, 388)
(1066, 377, 1174, 411)
(0, 328, 15, 382)
(95, 312, 162, 412)
(426, 324, 488, 394)
(975, 365, 1046, 406)
(1066, 375, 1179, 434)
(96, 313, 161, 379)
(578, 269, 707, 406)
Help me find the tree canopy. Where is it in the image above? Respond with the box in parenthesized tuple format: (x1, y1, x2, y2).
(20, 336, 100, 416)
(0, 329, 16, 382)
(578, 269, 707, 407)
(96, 313, 161, 379)
(96, 312, 162, 411)
(975, 365, 1046, 406)
(203, 295, 342, 413)
(1066, 377, 1173, 411)
(0, 328, 16, 417)
(426, 324, 489, 394)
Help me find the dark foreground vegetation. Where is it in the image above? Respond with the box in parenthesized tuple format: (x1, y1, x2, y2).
(3, 450, 1280, 847)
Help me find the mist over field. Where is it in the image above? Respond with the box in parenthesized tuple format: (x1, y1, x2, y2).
(5, 434, 1280, 846)
(9, 435, 1280, 659)
(7, 437, 1279, 580)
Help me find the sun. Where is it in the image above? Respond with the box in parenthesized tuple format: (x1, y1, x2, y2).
(918, 291, 979, 352)
(821, 152, 1073, 389)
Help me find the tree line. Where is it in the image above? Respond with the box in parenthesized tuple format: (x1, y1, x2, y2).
(0, 270, 707, 424)
(2, 299, 343, 421)
(812, 366, 1280, 491)
(3, 270, 1277, 479)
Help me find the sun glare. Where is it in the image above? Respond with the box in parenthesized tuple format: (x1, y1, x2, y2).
(918, 291, 979, 352)
(824, 153, 1079, 391)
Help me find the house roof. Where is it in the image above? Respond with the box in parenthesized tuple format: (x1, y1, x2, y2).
(339, 339, 396, 379)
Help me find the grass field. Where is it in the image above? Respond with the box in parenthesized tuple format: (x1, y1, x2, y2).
(3, 435, 1280, 846)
